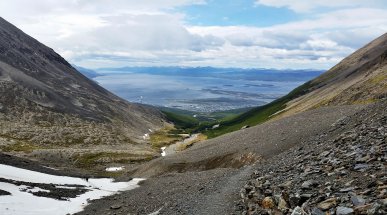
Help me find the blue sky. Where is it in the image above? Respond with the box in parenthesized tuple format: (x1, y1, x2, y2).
(180, 0, 300, 27)
(0, 0, 386, 69)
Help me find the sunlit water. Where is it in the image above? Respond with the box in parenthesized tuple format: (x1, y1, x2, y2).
(94, 72, 306, 112)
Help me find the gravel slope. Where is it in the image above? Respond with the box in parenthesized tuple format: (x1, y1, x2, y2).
(132, 105, 365, 177)
(236, 99, 386, 215)
(79, 104, 366, 215)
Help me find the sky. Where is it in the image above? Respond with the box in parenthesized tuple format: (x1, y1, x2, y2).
(0, 0, 386, 69)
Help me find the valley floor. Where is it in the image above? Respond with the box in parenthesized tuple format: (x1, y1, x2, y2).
(77, 102, 371, 214)
(1, 101, 384, 215)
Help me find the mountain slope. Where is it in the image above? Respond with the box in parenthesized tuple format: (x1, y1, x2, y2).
(206, 33, 387, 138)
(0, 17, 165, 166)
(278, 32, 387, 118)
(77, 33, 386, 214)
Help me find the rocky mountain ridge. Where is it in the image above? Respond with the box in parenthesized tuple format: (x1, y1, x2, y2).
(0, 17, 165, 168)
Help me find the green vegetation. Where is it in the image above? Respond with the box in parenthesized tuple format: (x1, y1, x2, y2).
(149, 125, 184, 148)
(201, 81, 315, 138)
(160, 107, 252, 125)
(1, 141, 40, 153)
(201, 107, 253, 121)
(161, 110, 199, 129)
(369, 73, 386, 85)
(161, 81, 315, 139)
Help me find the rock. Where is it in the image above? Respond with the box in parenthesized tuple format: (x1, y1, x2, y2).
(320, 151, 330, 157)
(351, 195, 366, 206)
(291, 206, 304, 215)
(317, 198, 337, 210)
(301, 180, 319, 189)
(264, 189, 273, 196)
(262, 197, 275, 209)
(367, 202, 382, 215)
(354, 164, 369, 171)
(234, 100, 387, 215)
(289, 195, 301, 208)
(354, 204, 372, 214)
(336, 206, 354, 215)
(356, 155, 371, 163)
(340, 187, 355, 192)
(345, 180, 354, 186)
(367, 181, 377, 188)
(279, 181, 292, 189)
(263, 180, 271, 187)
(378, 185, 387, 190)
(244, 185, 253, 193)
(278, 197, 289, 210)
(300, 194, 312, 204)
(311, 207, 324, 215)
(110, 204, 122, 210)
(0, 189, 11, 196)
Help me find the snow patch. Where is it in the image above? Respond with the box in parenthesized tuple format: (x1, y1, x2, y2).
(105, 166, 125, 172)
(143, 133, 150, 140)
(43, 166, 59, 171)
(161, 147, 166, 157)
(19, 185, 50, 193)
(148, 207, 163, 215)
(0, 164, 144, 215)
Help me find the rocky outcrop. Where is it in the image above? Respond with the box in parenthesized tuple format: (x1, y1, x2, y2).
(236, 99, 386, 215)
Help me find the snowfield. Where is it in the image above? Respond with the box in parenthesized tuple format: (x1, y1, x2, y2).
(0, 164, 144, 215)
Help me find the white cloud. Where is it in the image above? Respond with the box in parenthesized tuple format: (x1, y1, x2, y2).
(187, 8, 387, 68)
(0, 0, 206, 17)
(255, 0, 386, 12)
(0, 1, 386, 69)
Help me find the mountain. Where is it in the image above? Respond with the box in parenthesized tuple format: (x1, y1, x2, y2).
(72, 65, 101, 79)
(204, 33, 387, 138)
(277, 32, 387, 118)
(0, 17, 385, 215)
(106, 34, 387, 215)
(0, 17, 165, 166)
(97, 66, 323, 82)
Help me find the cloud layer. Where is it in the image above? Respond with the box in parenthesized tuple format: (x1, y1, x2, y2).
(0, 0, 386, 69)
(255, 0, 387, 12)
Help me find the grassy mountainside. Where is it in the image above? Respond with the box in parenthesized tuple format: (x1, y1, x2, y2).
(197, 33, 387, 138)
(278, 32, 387, 118)
(160, 107, 251, 127)
(200, 81, 314, 138)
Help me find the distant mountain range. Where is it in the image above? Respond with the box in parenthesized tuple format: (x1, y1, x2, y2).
(96, 66, 324, 82)
(72, 65, 101, 79)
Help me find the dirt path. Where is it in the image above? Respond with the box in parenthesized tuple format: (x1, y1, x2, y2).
(77, 166, 254, 215)
(191, 165, 254, 214)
